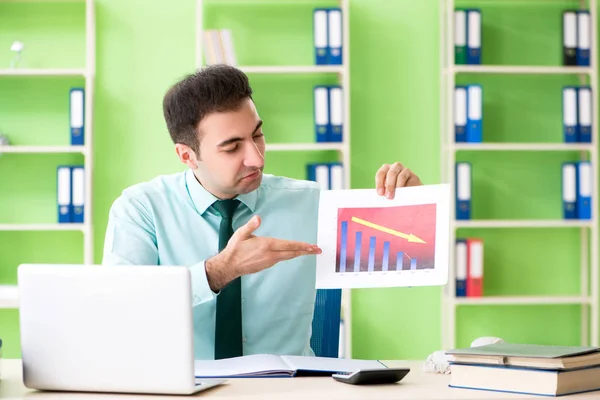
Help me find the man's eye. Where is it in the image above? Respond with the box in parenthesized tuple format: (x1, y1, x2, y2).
(225, 145, 238, 153)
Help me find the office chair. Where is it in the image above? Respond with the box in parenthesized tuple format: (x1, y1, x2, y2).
(310, 288, 342, 358)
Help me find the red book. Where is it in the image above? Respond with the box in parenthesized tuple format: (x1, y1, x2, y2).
(466, 238, 483, 297)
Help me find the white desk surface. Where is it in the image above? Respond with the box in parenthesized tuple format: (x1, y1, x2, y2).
(1, 358, 598, 399)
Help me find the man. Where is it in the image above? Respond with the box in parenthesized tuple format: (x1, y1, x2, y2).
(102, 64, 423, 360)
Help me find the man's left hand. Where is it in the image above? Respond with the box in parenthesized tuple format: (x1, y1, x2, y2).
(375, 162, 423, 199)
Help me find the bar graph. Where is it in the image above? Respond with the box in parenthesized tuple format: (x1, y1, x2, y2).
(335, 203, 436, 273)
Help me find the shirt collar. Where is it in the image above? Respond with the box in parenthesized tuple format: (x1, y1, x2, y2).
(185, 169, 258, 215)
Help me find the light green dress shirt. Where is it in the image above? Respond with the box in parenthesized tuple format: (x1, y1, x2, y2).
(102, 169, 320, 360)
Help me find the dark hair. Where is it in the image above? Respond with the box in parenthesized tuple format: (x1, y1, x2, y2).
(162, 64, 253, 154)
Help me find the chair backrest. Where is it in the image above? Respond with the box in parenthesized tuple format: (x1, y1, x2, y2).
(310, 288, 342, 358)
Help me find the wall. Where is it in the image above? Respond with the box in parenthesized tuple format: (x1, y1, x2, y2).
(0, 0, 595, 360)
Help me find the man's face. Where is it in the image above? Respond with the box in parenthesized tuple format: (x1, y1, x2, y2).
(193, 98, 266, 199)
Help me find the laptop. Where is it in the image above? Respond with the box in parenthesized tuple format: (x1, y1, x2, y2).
(17, 263, 226, 395)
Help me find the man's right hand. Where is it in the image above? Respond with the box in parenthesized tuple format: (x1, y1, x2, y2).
(205, 215, 321, 292)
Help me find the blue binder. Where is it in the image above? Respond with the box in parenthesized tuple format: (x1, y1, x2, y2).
(562, 86, 579, 143)
(307, 163, 330, 190)
(313, 8, 328, 65)
(314, 86, 330, 142)
(328, 162, 344, 190)
(454, 86, 467, 142)
(455, 238, 467, 297)
(455, 162, 472, 220)
(466, 9, 481, 65)
(71, 166, 85, 223)
(328, 86, 343, 142)
(576, 11, 591, 66)
(327, 8, 342, 65)
(466, 84, 482, 142)
(578, 86, 592, 143)
(70, 88, 85, 145)
(577, 161, 592, 220)
(57, 166, 71, 223)
(562, 162, 577, 219)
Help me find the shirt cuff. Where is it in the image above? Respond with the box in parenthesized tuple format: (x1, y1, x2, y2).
(189, 260, 218, 307)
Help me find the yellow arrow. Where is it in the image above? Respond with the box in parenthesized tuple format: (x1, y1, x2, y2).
(350, 216, 426, 244)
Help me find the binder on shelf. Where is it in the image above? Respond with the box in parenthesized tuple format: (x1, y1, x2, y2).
(329, 86, 343, 142)
(327, 8, 342, 65)
(562, 86, 578, 143)
(71, 166, 85, 224)
(466, 85, 482, 142)
(70, 88, 84, 146)
(455, 238, 467, 297)
(466, 238, 483, 297)
(203, 30, 223, 65)
(578, 86, 592, 143)
(455, 162, 471, 220)
(202, 29, 237, 66)
(454, 9, 467, 65)
(577, 161, 592, 220)
(576, 10, 591, 67)
(57, 166, 71, 223)
(313, 8, 328, 65)
(219, 29, 237, 66)
(307, 163, 330, 190)
(454, 86, 467, 142)
(466, 9, 481, 65)
(562, 10, 577, 66)
(314, 86, 329, 142)
(329, 162, 344, 190)
(562, 162, 577, 219)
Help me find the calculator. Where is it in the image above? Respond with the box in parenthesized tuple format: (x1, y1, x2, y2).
(331, 368, 410, 385)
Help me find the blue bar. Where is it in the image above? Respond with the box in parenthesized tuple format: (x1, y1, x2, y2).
(396, 252, 404, 270)
(382, 242, 390, 271)
(339, 221, 348, 273)
(368, 236, 376, 272)
(354, 231, 362, 272)
(410, 257, 417, 270)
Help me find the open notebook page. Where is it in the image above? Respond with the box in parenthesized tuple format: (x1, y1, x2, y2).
(282, 355, 386, 374)
(195, 354, 293, 377)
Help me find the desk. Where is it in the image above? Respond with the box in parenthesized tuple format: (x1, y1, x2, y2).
(1, 359, 598, 399)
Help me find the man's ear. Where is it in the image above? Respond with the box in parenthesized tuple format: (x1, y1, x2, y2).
(175, 144, 199, 169)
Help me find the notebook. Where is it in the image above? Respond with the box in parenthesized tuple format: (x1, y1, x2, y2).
(446, 343, 600, 370)
(194, 354, 387, 378)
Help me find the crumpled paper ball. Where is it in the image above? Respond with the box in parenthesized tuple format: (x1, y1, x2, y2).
(422, 337, 506, 374)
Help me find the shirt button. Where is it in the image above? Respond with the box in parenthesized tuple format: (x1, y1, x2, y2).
(243, 337, 247, 343)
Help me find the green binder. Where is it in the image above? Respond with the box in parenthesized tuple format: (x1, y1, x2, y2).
(455, 8, 467, 65)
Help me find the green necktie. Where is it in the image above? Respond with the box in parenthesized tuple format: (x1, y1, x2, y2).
(213, 199, 242, 359)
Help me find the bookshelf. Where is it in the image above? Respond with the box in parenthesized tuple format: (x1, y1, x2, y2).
(236, 65, 346, 74)
(196, 0, 351, 357)
(440, 0, 599, 349)
(0, 0, 95, 309)
(453, 65, 593, 74)
(0, 146, 88, 154)
(0, 68, 87, 77)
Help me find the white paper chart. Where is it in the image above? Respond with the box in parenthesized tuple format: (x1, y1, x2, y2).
(316, 184, 450, 289)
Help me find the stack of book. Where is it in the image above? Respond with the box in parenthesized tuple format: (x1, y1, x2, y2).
(446, 343, 600, 396)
